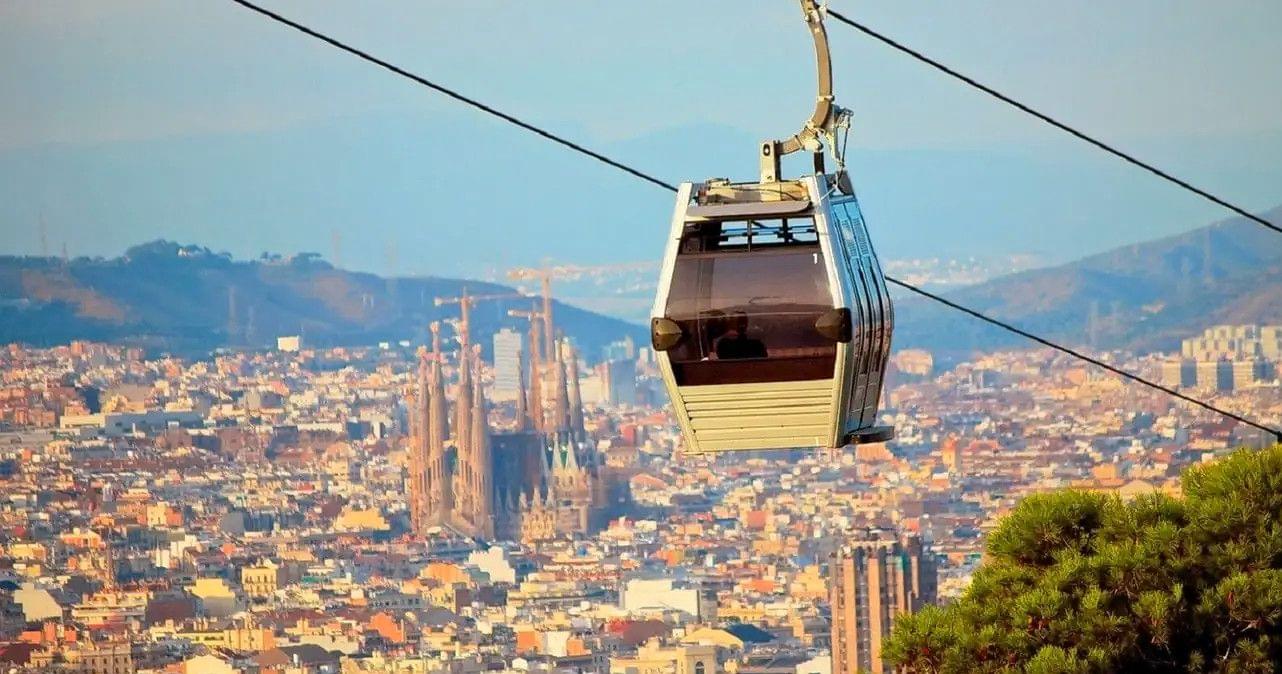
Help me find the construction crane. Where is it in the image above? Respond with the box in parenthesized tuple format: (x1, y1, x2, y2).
(506, 305, 547, 365)
(507, 261, 654, 362)
(434, 289, 530, 349)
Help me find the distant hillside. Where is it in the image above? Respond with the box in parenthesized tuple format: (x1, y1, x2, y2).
(0, 241, 645, 359)
(893, 205, 1282, 357)
(7, 202, 1280, 361)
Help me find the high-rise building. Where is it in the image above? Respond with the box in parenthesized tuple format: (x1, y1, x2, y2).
(830, 531, 937, 674)
(603, 335, 637, 363)
(603, 359, 637, 406)
(1194, 360, 1234, 392)
(1160, 359, 1197, 389)
(1162, 325, 1282, 392)
(1231, 359, 1273, 390)
(492, 328, 524, 401)
(1263, 326, 1282, 361)
(1181, 324, 1282, 361)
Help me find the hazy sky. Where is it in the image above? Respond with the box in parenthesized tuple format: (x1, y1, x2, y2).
(2, 1, 1280, 277)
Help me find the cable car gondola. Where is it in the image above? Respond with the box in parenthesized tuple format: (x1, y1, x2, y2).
(650, 0, 894, 453)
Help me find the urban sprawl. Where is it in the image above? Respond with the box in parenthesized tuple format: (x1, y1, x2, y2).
(0, 324, 1280, 674)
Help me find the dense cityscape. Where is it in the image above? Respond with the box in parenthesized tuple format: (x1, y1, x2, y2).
(5, 0, 1282, 670)
(1, 308, 1279, 673)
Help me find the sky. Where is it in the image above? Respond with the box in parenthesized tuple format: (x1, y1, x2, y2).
(2, 0, 1281, 279)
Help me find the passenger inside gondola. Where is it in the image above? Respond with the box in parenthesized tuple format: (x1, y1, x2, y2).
(713, 311, 767, 360)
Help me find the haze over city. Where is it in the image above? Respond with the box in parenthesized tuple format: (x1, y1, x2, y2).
(1, 2, 1281, 673)
(4, 1, 1282, 276)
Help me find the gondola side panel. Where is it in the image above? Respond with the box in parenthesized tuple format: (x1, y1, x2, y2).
(653, 183, 703, 453)
(831, 198, 891, 430)
(807, 177, 855, 448)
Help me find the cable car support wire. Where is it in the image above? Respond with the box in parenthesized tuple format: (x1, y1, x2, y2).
(824, 8, 1282, 237)
(226, 0, 675, 194)
(227, 0, 1282, 442)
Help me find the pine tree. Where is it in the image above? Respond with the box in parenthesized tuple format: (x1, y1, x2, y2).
(885, 445, 1282, 673)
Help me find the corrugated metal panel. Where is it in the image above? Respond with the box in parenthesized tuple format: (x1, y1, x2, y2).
(680, 379, 835, 451)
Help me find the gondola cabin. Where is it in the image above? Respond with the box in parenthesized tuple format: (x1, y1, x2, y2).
(650, 176, 893, 453)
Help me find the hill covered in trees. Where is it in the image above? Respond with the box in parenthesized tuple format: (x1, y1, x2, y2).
(0, 240, 645, 358)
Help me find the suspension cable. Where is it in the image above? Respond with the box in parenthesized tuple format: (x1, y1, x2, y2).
(228, 0, 675, 193)
(227, 0, 1282, 442)
(824, 8, 1282, 237)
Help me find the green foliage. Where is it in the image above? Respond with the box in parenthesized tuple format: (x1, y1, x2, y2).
(886, 445, 1282, 673)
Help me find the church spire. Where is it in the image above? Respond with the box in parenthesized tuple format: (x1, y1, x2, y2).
(564, 340, 586, 441)
(564, 436, 580, 471)
(539, 436, 555, 500)
(527, 318, 545, 432)
(552, 338, 571, 435)
(428, 322, 449, 518)
(409, 345, 432, 537)
(453, 338, 474, 520)
(470, 344, 493, 538)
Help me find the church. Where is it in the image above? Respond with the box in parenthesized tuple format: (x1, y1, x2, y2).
(405, 321, 622, 543)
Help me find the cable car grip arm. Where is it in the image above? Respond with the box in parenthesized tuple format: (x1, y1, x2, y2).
(760, 0, 852, 187)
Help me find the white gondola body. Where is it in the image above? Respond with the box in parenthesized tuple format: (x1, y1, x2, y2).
(651, 175, 893, 453)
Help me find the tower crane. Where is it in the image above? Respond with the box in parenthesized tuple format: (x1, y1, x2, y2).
(507, 261, 654, 363)
(433, 289, 531, 349)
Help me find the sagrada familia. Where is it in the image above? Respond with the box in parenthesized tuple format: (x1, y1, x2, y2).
(405, 320, 626, 543)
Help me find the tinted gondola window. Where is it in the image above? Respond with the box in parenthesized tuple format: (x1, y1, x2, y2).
(665, 217, 836, 386)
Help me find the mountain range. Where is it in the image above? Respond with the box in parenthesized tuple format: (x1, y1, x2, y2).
(0, 241, 645, 359)
(891, 205, 1282, 357)
(2, 204, 1280, 360)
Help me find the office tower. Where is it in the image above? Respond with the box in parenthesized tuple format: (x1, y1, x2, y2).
(603, 359, 638, 406)
(493, 328, 524, 401)
(1160, 359, 1197, 389)
(1181, 324, 1282, 361)
(830, 531, 937, 674)
(1231, 359, 1272, 390)
(1194, 360, 1234, 391)
(603, 335, 637, 363)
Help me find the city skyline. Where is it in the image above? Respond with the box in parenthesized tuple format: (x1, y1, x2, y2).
(1, 325, 1276, 671)
(2, 2, 1281, 672)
